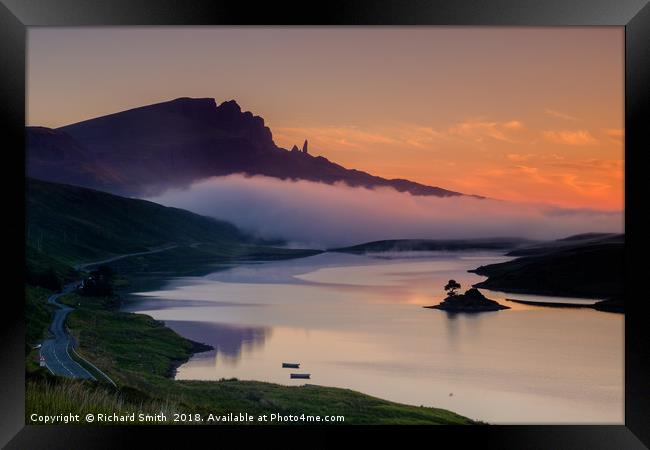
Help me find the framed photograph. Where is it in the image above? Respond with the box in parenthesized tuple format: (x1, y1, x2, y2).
(1, 0, 648, 447)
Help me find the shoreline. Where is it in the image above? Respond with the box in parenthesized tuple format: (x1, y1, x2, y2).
(505, 298, 595, 309)
(165, 337, 213, 379)
(470, 280, 606, 299)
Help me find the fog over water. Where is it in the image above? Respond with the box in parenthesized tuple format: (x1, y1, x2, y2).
(147, 175, 623, 248)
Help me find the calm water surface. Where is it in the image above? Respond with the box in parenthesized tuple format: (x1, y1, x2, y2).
(123, 252, 623, 424)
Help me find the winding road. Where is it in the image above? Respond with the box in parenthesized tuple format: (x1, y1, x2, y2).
(39, 282, 95, 379)
(39, 244, 180, 380)
(74, 244, 179, 271)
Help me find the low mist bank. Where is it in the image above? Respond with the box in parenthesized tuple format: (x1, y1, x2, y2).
(147, 175, 623, 249)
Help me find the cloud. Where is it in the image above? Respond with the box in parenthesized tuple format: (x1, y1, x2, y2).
(560, 174, 612, 195)
(549, 158, 623, 175)
(506, 153, 533, 162)
(274, 126, 399, 151)
(544, 109, 578, 121)
(274, 118, 525, 155)
(147, 174, 623, 249)
(604, 128, 624, 144)
(274, 123, 451, 154)
(543, 130, 598, 146)
(448, 119, 524, 143)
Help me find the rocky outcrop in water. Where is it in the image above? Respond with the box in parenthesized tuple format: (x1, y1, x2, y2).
(425, 288, 510, 312)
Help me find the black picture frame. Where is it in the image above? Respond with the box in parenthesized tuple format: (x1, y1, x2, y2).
(1, 0, 648, 448)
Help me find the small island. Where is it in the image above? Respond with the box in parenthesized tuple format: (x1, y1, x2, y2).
(424, 280, 510, 312)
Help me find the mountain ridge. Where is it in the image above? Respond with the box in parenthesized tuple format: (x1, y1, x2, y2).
(27, 97, 472, 198)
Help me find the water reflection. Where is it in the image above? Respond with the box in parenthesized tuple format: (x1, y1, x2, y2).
(164, 320, 270, 361)
(440, 310, 490, 351)
(121, 298, 245, 313)
(126, 251, 623, 424)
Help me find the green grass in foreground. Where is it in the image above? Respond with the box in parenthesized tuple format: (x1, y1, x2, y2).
(26, 377, 180, 422)
(26, 291, 476, 425)
(26, 376, 474, 425)
(167, 379, 475, 425)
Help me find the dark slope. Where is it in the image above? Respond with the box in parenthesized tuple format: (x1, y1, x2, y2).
(26, 127, 123, 192)
(470, 240, 624, 299)
(28, 97, 466, 198)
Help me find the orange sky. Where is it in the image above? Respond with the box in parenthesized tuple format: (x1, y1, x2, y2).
(27, 27, 624, 210)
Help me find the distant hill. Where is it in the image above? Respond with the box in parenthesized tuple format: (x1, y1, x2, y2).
(556, 232, 619, 242)
(27, 97, 468, 198)
(330, 238, 535, 254)
(26, 127, 124, 192)
(470, 239, 624, 300)
(505, 233, 624, 256)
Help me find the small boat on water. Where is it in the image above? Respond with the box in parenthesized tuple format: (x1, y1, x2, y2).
(282, 362, 300, 368)
(290, 373, 311, 379)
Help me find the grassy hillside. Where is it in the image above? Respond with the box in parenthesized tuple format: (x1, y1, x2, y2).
(26, 178, 251, 265)
(26, 246, 78, 290)
(60, 292, 208, 386)
(26, 178, 319, 280)
(26, 376, 474, 425)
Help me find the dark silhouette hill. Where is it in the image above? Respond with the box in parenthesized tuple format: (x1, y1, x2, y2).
(505, 232, 623, 256)
(26, 127, 124, 192)
(27, 97, 468, 198)
(470, 239, 624, 300)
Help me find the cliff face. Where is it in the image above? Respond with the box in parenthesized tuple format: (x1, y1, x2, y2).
(60, 97, 275, 152)
(27, 97, 466, 198)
